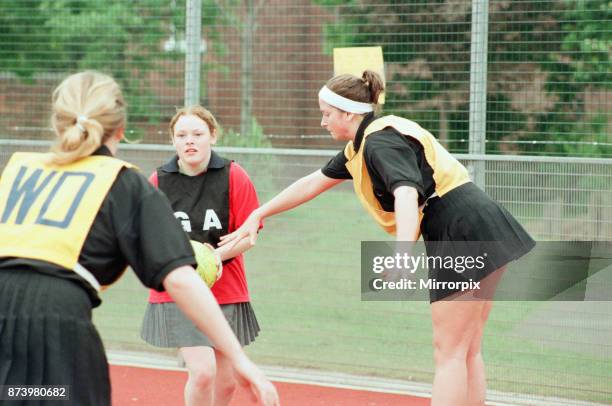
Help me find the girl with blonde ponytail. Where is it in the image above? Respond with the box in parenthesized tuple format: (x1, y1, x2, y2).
(0, 71, 279, 406)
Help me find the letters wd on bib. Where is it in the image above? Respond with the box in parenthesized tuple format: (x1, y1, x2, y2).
(0, 152, 132, 291)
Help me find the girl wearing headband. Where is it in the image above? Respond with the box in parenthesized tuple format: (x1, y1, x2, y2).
(220, 70, 534, 406)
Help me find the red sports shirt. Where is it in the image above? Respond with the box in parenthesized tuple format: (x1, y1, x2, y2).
(148, 161, 262, 304)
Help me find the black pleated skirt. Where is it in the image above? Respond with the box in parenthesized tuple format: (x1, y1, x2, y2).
(0, 268, 110, 406)
(421, 182, 536, 302)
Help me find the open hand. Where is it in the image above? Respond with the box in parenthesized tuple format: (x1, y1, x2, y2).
(219, 211, 261, 249)
(233, 355, 280, 406)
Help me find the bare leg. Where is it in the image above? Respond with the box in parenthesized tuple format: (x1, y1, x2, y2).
(465, 301, 492, 406)
(431, 300, 485, 406)
(212, 349, 238, 406)
(180, 346, 216, 406)
(467, 267, 507, 405)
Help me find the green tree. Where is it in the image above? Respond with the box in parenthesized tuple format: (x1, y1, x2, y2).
(552, 0, 610, 156)
(561, 0, 610, 85)
(1, 1, 167, 122)
(317, 0, 473, 150)
(0, 0, 225, 135)
(315, 0, 609, 157)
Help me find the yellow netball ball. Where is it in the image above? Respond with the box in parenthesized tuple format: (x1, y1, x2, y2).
(190, 240, 223, 288)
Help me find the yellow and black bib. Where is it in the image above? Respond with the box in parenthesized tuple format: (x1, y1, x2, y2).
(0, 152, 132, 272)
(343, 115, 470, 237)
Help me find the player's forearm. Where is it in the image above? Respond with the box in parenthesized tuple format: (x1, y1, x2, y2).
(394, 186, 420, 241)
(216, 236, 252, 261)
(163, 266, 244, 362)
(255, 169, 342, 220)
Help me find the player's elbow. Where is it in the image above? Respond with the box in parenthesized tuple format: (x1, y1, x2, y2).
(163, 266, 195, 293)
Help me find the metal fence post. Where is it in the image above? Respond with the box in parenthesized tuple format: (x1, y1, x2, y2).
(185, 0, 202, 107)
(468, 0, 489, 189)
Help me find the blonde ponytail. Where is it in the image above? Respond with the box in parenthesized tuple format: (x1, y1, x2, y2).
(49, 71, 126, 165)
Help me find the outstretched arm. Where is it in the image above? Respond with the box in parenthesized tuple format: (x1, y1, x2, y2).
(219, 170, 344, 247)
(163, 266, 279, 405)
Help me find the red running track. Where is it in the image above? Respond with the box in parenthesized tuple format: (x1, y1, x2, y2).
(110, 364, 431, 406)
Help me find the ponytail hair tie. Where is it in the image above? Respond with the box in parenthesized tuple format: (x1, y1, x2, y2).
(76, 115, 88, 132)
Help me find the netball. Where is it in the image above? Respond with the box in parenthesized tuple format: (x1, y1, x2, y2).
(190, 240, 222, 288)
(1, 2, 608, 405)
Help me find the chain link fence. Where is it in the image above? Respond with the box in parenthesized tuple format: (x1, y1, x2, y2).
(1, 0, 610, 404)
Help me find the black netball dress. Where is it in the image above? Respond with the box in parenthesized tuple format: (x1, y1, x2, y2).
(0, 146, 196, 405)
(323, 113, 535, 301)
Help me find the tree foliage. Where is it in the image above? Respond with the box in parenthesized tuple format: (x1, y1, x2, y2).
(315, 0, 609, 157)
(0, 0, 225, 127)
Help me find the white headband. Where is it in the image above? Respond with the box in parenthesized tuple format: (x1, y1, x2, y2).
(318, 86, 373, 114)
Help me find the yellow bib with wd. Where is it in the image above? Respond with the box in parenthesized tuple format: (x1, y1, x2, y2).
(344, 115, 470, 237)
(0, 152, 133, 272)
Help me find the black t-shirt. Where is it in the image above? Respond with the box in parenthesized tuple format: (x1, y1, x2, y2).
(0, 146, 196, 306)
(321, 113, 435, 211)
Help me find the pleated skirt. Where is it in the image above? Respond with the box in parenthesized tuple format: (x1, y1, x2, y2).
(0, 268, 110, 405)
(421, 182, 536, 302)
(141, 301, 260, 348)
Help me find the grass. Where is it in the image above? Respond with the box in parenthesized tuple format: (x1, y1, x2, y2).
(93, 189, 612, 404)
